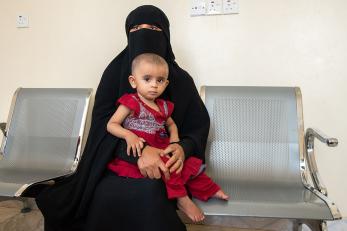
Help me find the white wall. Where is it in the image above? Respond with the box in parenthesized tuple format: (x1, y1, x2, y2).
(1, 0, 346, 216)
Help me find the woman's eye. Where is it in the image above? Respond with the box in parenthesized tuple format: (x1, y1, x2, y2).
(132, 25, 139, 30)
(150, 26, 160, 31)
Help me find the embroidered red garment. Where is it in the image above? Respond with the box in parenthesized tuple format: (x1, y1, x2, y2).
(107, 93, 220, 201)
(118, 93, 173, 149)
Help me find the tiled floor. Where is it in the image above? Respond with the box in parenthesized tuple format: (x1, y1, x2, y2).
(0, 200, 263, 231)
(0, 200, 43, 231)
(1, 200, 346, 231)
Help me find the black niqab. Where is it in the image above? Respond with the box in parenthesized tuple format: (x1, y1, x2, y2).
(36, 5, 210, 229)
(128, 29, 168, 65)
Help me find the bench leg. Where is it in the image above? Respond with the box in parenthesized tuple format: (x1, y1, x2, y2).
(296, 220, 327, 231)
(20, 197, 32, 213)
(293, 220, 303, 231)
(320, 221, 328, 231)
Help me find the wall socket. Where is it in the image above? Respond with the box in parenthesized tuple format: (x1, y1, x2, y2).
(191, 0, 239, 16)
(17, 15, 29, 28)
(206, 0, 223, 15)
(223, 0, 239, 14)
(191, 0, 206, 16)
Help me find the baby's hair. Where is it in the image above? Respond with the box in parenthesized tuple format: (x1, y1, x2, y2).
(131, 53, 169, 76)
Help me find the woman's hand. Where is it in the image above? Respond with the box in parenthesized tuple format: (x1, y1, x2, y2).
(125, 133, 146, 157)
(137, 146, 170, 180)
(161, 143, 185, 174)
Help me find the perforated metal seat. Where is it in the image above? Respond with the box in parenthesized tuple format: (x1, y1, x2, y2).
(0, 88, 92, 197)
(194, 86, 341, 230)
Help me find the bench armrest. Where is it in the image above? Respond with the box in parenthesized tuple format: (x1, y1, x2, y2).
(305, 128, 338, 196)
(0, 122, 6, 156)
(0, 123, 6, 136)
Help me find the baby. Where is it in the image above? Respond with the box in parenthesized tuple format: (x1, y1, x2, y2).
(107, 53, 228, 222)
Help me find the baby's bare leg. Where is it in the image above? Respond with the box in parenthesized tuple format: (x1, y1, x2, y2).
(177, 196, 205, 222)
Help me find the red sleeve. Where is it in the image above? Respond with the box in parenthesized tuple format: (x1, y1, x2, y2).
(117, 94, 140, 114)
(166, 100, 174, 118)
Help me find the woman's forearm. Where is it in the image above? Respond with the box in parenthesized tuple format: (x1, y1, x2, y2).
(178, 139, 194, 159)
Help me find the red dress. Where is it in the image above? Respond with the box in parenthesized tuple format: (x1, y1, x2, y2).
(107, 93, 220, 201)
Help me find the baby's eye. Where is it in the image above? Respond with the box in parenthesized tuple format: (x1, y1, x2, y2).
(157, 79, 164, 83)
(144, 77, 150, 82)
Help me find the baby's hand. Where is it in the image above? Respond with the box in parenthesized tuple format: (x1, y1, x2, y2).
(125, 133, 146, 157)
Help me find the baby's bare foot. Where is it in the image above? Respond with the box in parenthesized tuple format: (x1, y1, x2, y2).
(213, 190, 229, 200)
(177, 196, 205, 222)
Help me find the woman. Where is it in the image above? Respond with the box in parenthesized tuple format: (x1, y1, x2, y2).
(36, 5, 210, 231)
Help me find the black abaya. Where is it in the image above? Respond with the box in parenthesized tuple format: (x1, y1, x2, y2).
(36, 5, 209, 231)
(85, 171, 186, 231)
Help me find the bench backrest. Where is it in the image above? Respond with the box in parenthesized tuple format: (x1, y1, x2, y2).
(202, 86, 304, 187)
(0, 88, 92, 176)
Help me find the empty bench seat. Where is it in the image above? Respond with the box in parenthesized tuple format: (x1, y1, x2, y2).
(194, 86, 341, 231)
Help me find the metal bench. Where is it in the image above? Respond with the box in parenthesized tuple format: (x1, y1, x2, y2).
(0, 88, 92, 210)
(194, 86, 341, 231)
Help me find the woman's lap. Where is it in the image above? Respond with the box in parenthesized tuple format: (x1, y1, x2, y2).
(85, 171, 186, 231)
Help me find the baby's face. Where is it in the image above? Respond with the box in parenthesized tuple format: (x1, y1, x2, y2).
(130, 61, 169, 101)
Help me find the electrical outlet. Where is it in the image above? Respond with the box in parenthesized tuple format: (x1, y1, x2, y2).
(223, 0, 239, 14)
(17, 15, 29, 28)
(206, 0, 223, 15)
(191, 0, 206, 16)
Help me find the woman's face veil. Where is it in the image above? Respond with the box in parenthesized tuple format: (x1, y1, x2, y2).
(125, 5, 175, 62)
